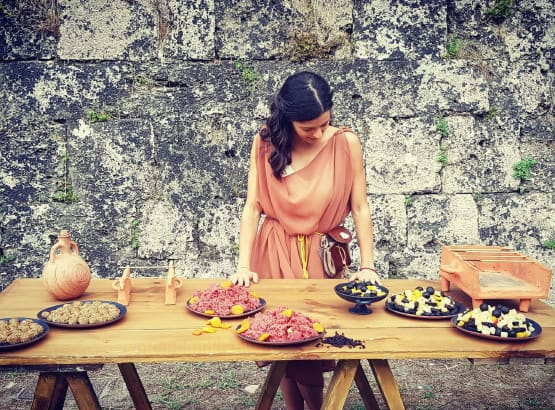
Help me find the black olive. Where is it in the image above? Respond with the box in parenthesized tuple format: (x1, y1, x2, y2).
(509, 330, 516, 337)
(467, 325, 477, 332)
(415, 286, 424, 291)
(513, 327, 526, 333)
(422, 292, 431, 298)
(501, 306, 509, 314)
(480, 303, 489, 311)
(414, 301, 419, 309)
(401, 298, 409, 303)
(426, 286, 435, 294)
(346, 282, 355, 289)
(494, 328, 501, 336)
(492, 309, 501, 318)
(512, 321, 520, 326)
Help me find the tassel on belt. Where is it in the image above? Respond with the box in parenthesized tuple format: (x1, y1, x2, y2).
(297, 232, 323, 279)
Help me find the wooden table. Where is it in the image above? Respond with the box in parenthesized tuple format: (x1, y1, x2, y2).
(0, 278, 553, 409)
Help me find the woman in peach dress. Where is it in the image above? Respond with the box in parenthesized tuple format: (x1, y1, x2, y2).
(230, 72, 380, 410)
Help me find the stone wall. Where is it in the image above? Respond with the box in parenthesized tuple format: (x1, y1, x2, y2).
(1, 0, 554, 304)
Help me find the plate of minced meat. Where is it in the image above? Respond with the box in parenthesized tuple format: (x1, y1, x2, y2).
(235, 307, 325, 346)
(186, 280, 266, 318)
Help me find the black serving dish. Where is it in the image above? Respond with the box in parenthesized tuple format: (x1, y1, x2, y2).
(334, 282, 389, 315)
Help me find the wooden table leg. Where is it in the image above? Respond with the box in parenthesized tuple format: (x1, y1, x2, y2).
(354, 363, 380, 409)
(255, 361, 287, 410)
(65, 372, 101, 410)
(322, 359, 359, 410)
(118, 363, 152, 410)
(32, 372, 68, 410)
(368, 359, 405, 410)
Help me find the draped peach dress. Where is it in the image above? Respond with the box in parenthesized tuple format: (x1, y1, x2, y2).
(251, 128, 354, 280)
(251, 127, 355, 385)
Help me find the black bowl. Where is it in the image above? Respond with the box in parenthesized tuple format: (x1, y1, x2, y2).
(334, 282, 389, 315)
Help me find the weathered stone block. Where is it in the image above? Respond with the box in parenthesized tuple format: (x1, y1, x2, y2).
(215, 0, 352, 60)
(162, 0, 215, 61)
(0, 1, 58, 61)
(353, 0, 447, 60)
(360, 117, 442, 195)
(407, 194, 480, 250)
(0, 61, 131, 126)
(442, 115, 521, 194)
(57, 0, 158, 61)
(478, 193, 555, 249)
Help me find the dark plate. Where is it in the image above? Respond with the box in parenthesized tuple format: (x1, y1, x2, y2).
(236, 326, 324, 346)
(37, 300, 127, 329)
(186, 297, 266, 319)
(334, 283, 389, 314)
(334, 283, 389, 303)
(385, 300, 466, 320)
(450, 317, 542, 342)
(0, 318, 49, 351)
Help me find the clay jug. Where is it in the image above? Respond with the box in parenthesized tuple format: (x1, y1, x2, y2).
(42, 229, 91, 300)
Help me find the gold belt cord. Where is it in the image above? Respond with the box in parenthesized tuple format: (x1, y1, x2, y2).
(297, 234, 309, 279)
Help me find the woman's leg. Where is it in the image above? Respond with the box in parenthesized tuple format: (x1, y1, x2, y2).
(297, 382, 324, 410)
(280, 376, 304, 410)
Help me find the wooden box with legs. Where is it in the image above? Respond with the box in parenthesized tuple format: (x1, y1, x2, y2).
(439, 245, 552, 312)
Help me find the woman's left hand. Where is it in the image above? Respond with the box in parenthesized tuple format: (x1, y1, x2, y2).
(350, 268, 381, 285)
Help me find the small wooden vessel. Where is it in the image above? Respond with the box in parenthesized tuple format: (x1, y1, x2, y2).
(439, 245, 552, 312)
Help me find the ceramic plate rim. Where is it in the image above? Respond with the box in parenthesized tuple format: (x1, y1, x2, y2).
(0, 317, 49, 350)
(37, 300, 127, 329)
(186, 297, 266, 319)
(450, 316, 542, 342)
(385, 300, 466, 320)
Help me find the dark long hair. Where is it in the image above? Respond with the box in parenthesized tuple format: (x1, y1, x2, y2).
(260, 71, 334, 179)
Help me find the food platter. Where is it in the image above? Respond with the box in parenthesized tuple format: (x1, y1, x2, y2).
(385, 300, 466, 320)
(0, 318, 49, 351)
(236, 326, 323, 346)
(186, 297, 266, 319)
(334, 282, 389, 315)
(450, 317, 542, 342)
(37, 300, 127, 329)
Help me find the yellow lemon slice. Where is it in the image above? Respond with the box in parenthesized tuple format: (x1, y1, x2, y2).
(231, 305, 245, 315)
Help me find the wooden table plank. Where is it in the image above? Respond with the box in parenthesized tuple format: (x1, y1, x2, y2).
(1, 278, 553, 366)
(2, 277, 554, 410)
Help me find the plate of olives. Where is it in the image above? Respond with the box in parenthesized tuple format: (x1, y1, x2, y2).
(451, 303, 542, 341)
(385, 286, 465, 319)
(334, 281, 389, 315)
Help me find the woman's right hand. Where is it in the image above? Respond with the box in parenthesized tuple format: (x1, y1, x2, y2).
(230, 266, 259, 287)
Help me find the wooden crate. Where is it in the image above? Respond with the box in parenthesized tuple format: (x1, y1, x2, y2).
(439, 245, 552, 312)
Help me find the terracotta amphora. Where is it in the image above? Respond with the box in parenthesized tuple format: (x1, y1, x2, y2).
(42, 229, 91, 300)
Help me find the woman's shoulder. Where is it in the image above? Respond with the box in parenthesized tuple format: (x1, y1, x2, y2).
(332, 127, 359, 143)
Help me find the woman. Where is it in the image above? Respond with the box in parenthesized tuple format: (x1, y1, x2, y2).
(230, 71, 380, 410)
